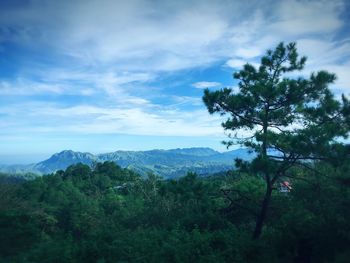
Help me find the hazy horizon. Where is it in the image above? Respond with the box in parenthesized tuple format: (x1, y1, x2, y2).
(0, 144, 242, 165)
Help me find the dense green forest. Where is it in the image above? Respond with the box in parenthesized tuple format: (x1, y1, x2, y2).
(0, 161, 350, 262)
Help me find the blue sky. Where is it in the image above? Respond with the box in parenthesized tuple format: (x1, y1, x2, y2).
(0, 0, 350, 164)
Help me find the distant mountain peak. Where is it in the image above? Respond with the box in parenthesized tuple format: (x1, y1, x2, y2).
(0, 147, 253, 178)
(55, 149, 88, 155)
(51, 150, 95, 158)
(34, 150, 97, 174)
(167, 147, 219, 156)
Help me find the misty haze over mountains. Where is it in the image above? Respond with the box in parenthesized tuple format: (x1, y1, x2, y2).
(0, 148, 253, 178)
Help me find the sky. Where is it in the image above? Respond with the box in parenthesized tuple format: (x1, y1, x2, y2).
(0, 0, 350, 164)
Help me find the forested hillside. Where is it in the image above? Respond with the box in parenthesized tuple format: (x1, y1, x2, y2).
(0, 161, 349, 262)
(0, 148, 252, 178)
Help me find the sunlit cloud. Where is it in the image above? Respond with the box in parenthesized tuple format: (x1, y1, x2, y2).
(0, 102, 223, 137)
(192, 81, 221, 89)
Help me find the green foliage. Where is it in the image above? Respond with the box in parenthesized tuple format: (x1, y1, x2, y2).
(0, 160, 349, 262)
(203, 42, 350, 239)
(203, 41, 349, 168)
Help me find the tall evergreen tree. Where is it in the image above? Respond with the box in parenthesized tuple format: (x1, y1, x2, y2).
(203, 42, 350, 239)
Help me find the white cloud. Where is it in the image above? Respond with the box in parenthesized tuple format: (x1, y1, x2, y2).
(192, 81, 221, 89)
(270, 0, 344, 36)
(170, 96, 203, 106)
(223, 0, 350, 93)
(0, 79, 69, 95)
(225, 59, 246, 68)
(225, 58, 260, 69)
(1, 0, 348, 78)
(282, 39, 350, 91)
(0, 69, 156, 109)
(0, 0, 235, 71)
(0, 102, 224, 137)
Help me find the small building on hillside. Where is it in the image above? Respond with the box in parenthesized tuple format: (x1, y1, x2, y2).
(279, 181, 292, 193)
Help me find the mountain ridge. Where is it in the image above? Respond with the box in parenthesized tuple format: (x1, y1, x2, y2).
(0, 147, 253, 178)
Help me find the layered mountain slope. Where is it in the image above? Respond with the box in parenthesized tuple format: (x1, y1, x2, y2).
(33, 150, 98, 174)
(0, 148, 253, 178)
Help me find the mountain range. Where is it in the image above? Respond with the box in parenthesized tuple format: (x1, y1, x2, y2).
(0, 147, 253, 178)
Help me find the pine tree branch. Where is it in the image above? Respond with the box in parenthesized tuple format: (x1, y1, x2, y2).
(220, 189, 258, 216)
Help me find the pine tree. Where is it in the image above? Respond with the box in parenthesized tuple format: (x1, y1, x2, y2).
(203, 42, 350, 239)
